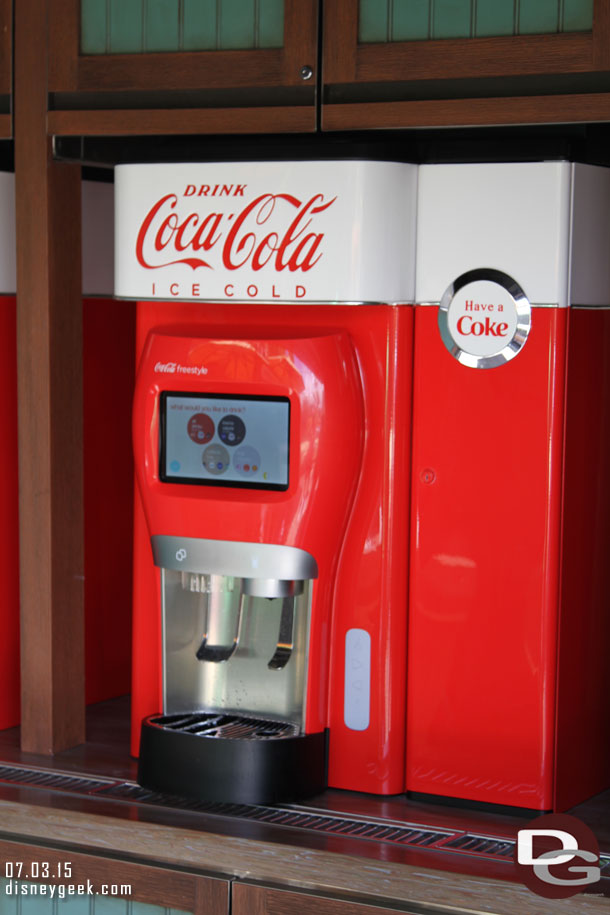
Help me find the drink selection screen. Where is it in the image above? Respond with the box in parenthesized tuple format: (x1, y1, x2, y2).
(160, 392, 290, 490)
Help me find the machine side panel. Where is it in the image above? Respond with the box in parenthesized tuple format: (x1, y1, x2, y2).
(0, 295, 20, 729)
(327, 306, 412, 795)
(83, 297, 135, 705)
(407, 306, 567, 811)
(554, 308, 610, 810)
(131, 304, 164, 755)
(131, 490, 162, 756)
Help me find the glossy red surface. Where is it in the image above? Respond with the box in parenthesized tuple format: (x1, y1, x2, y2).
(554, 308, 610, 810)
(0, 296, 20, 729)
(132, 307, 365, 745)
(407, 305, 610, 812)
(327, 306, 412, 794)
(130, 302, 413, 795)
(407, 306, 568, 811)
(0, 297, 136, 730)
(83, 298, 135, 705)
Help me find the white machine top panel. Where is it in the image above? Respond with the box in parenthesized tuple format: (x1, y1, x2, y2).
(416, 161, 610, 308)
(114, 160, 417, 304)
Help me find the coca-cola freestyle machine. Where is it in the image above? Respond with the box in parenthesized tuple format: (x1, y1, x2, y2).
(116, 161, 417, 803)
(408, 162, 610, 812)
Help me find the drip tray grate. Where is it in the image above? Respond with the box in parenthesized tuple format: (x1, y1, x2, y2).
(150, 712, 300, 740)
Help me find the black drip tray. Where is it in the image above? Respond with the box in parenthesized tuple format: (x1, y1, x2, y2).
(138, 713, 327, 805)
(150, 711, 300, 740)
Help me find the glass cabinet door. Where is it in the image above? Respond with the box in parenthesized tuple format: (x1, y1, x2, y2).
(48, 0, 318, 134)
(322, 0, 610, 128)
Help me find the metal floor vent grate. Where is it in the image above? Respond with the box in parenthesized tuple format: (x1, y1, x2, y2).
(0, 763, 608, 872)
(96, 780, 456, 848)
(0, 764, 114, 794)
(443, 834, 515, 857)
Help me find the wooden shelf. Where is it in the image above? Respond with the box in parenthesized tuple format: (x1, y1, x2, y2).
(48, 105, 316, 137)
(323, 93, 610, 131)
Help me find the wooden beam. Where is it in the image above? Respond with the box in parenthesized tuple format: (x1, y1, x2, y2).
(14, 0, 85, 752)
(322, 93, 610, 131)
(48, 105, 315, 136)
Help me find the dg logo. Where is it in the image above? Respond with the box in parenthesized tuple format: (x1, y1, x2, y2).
(515, 813, 601, 899)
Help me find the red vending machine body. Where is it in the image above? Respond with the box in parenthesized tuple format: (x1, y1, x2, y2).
(117, 160, 417, 800)
(82, 179, 134, 705)
(407, 162, 610, 812)
(0, 172, 19, 729)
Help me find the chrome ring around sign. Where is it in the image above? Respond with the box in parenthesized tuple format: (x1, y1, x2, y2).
(438, 268, 532, 369)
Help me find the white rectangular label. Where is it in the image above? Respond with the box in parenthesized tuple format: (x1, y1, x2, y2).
(344, 628, 371, 731)
(115, 161, 417, 304)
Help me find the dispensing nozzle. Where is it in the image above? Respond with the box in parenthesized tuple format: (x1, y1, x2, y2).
(192, 574, 245, 664)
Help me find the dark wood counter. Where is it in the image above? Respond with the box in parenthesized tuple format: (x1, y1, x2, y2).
(0, 698, 607, 914)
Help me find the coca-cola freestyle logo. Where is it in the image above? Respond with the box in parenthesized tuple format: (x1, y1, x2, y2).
(134, 183, 336, 299)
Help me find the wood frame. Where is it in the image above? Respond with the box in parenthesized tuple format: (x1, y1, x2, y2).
(0, 0, 11, 136)
(15, 0, 85, 754)
(323, 92, 610, 130)
(0, 838, 229, 914)
(233, 883, 424, 915)
(323, 0, 610, 86)
(48, 0, 318, 93)
(46, 105, 315, 137)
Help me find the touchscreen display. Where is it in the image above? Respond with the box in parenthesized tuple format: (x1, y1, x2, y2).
(160, 392, 290, 490)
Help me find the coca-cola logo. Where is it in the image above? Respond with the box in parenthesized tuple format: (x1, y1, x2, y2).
(438, 269, 531, 369)
(456, 313, 510, 338)
(135, 187, 337, 274)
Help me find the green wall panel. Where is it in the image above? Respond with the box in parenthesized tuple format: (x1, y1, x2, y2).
(358, 0, 593, 42)
(475, 0, 515, 37)
(0, 879, 191, 914)
(81, 0, 285, 54)
(258, 0, 284, 47)
(517, 0, 560, 33)
(81, 0, 107, 53)
(20, 894, 54, 913)
(109, 0, 144, 53)
(183, 0, 217, 50)
(433, 0, 472, 39)
(145, 0, 181, 51)
(392, 0, 429, 41)
(563, 0, 594, 29)
(359, 0, 388, 42)
(219, 0, 256, 48)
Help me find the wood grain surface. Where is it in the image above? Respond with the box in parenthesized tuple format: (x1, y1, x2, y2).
(14, 0, 85, 754)
(322, 93, 610, 130)
(48, 106, 316, 136)
(0, 793, 607, 915)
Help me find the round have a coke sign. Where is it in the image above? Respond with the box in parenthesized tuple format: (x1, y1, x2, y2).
(438, 268, 531, 369)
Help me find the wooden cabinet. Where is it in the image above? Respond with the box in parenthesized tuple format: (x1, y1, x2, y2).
(322, 0, 610, 129)
(233, 883, 427, 915)
(0, 838, 230, 914)
(40, 0, 610, 136)
(47, 0, 319, 135)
